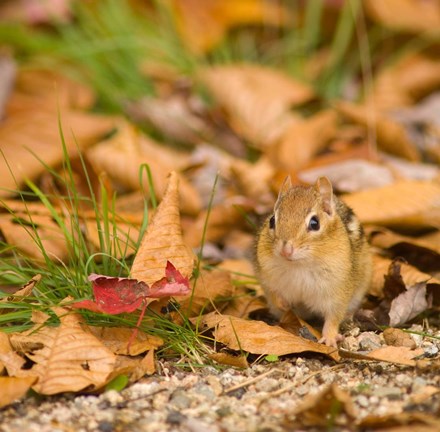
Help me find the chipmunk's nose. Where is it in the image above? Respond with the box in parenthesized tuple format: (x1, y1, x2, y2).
(280, 242, 294, 259)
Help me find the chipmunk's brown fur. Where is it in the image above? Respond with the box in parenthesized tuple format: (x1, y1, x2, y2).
(255, 176, 372, 347)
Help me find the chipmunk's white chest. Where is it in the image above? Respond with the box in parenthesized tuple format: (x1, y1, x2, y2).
(261, 255, 344, 318)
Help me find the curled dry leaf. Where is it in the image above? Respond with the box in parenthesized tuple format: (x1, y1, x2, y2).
(200, 64, 314, 148)
(342, 180, 440, 229)
(0, 274, 40, 311)
(336, 101, 420, 161)
(131, 171, 196, 285)
(273, 110, 337, 172)
(86, 123, 201, 215)
(199, 313, 340, 361)
(370, 255, 440, 327)
(7, 308, 116, 395)
(287, 384, 357, 428)
(0, 376, 37, 409)
(389, 282, 430, 327)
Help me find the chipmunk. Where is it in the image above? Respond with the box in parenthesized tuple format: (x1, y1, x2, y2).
(255, 176, 372, 347)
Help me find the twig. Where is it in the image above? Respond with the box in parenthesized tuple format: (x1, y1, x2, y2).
(222, 368, 282, 395)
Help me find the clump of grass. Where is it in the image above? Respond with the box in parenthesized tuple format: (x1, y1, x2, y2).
(0, 129, 213, 364)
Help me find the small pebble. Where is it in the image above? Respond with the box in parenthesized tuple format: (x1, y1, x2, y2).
(358, 332, 382, 351)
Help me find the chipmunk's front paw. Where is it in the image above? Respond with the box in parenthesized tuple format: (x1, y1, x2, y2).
(319, 333, 344, 348)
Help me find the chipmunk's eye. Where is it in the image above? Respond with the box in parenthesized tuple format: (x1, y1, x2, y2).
(308, 215, 320, 231)
(269, 215, 275, 230)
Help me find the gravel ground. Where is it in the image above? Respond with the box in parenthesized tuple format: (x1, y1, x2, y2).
(1, 326, 440, 432)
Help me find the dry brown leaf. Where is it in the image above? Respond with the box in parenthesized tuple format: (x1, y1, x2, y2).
(176, 269, 235, 321)
(0, 274, 39, 309)
(209, 352, 249, 368)
(364, 0, 440, 34)
(111, 349, 156, 383)
(279, 310, 322, 342)
(420, 230, 440, 252)
(368, 54, 440, 111)
(336, 101, 420, 161)
(85, 326, 163, 356)
(183, 197, 252, 248)
(383, 328, 416, 349)
(368, 226, 440, 255)
(7, 308, 116, 395)
(7, 68, 94, 114)
(229, 157, 274, 212)
(200, 64, 314, 148)
(360, 411, 440, 431)
(0, 110, 115, 197)
(273, 110, 337, 172)
(125, 94, 211, 143)
(287, 383, 357, 428)
(86, 123, 200, 215)
(220, 289, 266, 319)
(172, 0, 291, 53)
(366, 346, 424, 366)
(216, 259, 256, 284)
(131, 171, 196, 285)
(370, 255, 439, 299)
(199, 313, 340, 361)
(342, 180, 440, 229)
(0, 214, 68, 262)
(0, 376, 37, 409)
(299, 159, 394, 192)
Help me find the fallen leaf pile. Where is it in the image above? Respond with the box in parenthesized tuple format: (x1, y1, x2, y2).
(0, 0, 440, 424)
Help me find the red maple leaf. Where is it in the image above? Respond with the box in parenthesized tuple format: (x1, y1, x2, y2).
(72, 261, 190, 315)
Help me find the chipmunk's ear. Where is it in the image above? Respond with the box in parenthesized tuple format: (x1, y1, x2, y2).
(279, 175, 292, 195)
(275, 175, 292, 208)
(316, 176, 334, 216)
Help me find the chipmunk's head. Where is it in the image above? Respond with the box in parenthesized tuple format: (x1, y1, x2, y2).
(267, 176, 341, 262)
